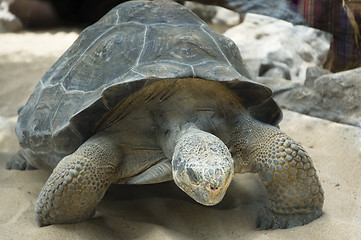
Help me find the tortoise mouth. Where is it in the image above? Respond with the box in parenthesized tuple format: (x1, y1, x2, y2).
(173, 167, 233, 206)
(195, 182, 230, 206)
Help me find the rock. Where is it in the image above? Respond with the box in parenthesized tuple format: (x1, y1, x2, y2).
(256, 76, 300, 94)
(184, 1, 218, 23)
(273, 67, 361, 126)
(211, 5, 241, 26)
(224, 13, 331, 82)
(0, 0, 22, 33)
(304, 66, 332, 87)
(259, 61, 291, 80)
(184, 2, 241, 33)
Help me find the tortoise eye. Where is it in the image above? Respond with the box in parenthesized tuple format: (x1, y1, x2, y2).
(186, 168, 200, 185)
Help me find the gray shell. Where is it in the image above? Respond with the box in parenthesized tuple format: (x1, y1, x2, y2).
(15, 0, 281, 168)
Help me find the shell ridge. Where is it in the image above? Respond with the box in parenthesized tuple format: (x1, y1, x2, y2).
(134, 25, 148, 66)
(32, 80, 45, 108)
(153, 59, 191, 67)
(149, 22, 199, 28)
(48, 86, 68, 133)
(58, 85, 90, 95)
(190, 65, 196, 77)
(129, 69, 147, 78)
(192, 60, 213, 67)
(200, 24, 232, 67)
(59, 26, 118, 88)
(39, 78, 45, 88)
(115, 8, 120, 24)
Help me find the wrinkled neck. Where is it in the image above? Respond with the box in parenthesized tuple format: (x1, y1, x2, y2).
(230, 114, 282, 173)
(157, 122, 198, 160)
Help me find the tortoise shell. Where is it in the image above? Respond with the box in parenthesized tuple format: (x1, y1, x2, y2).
(15, 0, 281, 168)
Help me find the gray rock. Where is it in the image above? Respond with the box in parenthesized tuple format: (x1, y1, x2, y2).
(211, 5, 241, 26)
(259, 61, 291, 80)
(224, 13, 331, 82)
(184, 1, 218, 23)
(273, 67, 361, 126)
(304, 66, 332, 87)
(256, 76, 300, 94)
(0, 0, 22, 33)
(184, 2, 241, 33)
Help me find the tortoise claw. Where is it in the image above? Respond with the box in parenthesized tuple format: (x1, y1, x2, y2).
(256, 206, 322, 230)
(6, 151, 37, 170)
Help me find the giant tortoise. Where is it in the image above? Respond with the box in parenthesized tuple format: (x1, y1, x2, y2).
(7, 0, 323, 229)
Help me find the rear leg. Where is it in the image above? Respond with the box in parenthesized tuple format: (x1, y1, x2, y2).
(6, 151, 37, 170)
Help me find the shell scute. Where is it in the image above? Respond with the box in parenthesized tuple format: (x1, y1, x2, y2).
(61, 24, 147, 92)
(15, 0, 281, 168)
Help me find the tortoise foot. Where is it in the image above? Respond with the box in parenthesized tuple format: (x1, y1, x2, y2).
(35, 135, 120, 226)
(256, 206, 322, 230)
(6, 151, 36, 170)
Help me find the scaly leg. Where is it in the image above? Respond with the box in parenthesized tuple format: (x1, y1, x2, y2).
(6, 151, 37, 170)
(231, 116, 324, 229)
(35, 135, 122, 226)
(254, 134, 324, 229)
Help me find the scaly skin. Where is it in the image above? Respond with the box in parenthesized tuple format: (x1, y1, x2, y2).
(6, 151, 36, 170)
(172, 124, 234, 206)
(35, 136, 121, 226)
(34, 123, 235, 225)
(231, 115, 324, 229)
(32, 109, 323, 229)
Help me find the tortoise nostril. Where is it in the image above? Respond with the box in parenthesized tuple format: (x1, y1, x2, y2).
(206, 183, 219, 192)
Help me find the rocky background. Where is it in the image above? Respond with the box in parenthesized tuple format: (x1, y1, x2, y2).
(186, 2, 361, 127)
(226, 14, 360, 127)
(0, 0, 22, 32)
(218, 7, 359, 127)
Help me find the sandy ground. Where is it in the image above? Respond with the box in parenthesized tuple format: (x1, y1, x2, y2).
(0, 30, 361, 240)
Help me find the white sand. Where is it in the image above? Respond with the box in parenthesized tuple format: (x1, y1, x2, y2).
(0, 31, 360, 240)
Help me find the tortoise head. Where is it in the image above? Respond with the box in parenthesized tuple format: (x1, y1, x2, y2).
(171, 126, 234, 206)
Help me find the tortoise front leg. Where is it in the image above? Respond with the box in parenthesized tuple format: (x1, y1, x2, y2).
(35, 135, 122, 226)
(231, 117, 324, 229)
(254, 135, 324, 229)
